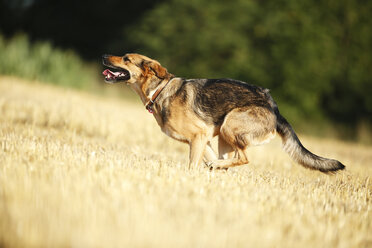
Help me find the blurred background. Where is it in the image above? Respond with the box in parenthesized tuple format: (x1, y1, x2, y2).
(0, 0, 371, 143)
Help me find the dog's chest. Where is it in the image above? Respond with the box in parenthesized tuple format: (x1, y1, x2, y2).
(154, 99, 212, 144)
(161, 125, 189, 143)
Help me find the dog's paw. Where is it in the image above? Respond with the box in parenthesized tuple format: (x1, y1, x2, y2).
(205, 161, 228, 171)
(204, 161, 214, 170)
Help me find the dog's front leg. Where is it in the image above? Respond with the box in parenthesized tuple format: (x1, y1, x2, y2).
(204, 142, 218, 162)
(188, 135, 209, 169)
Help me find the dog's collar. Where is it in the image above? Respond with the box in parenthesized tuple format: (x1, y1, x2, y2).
(145, 77, 175, 114)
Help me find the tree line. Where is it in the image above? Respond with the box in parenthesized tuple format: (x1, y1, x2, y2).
(1, 0, 371, 139)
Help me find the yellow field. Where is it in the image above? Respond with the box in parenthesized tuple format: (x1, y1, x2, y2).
(0, 77, 371, 248)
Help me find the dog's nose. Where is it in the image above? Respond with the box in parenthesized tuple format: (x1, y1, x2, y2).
(102, 54, 111, 60)
(102, 54, 112, 65)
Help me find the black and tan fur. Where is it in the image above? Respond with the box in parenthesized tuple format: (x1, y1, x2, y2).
(102, 53, 345, 172)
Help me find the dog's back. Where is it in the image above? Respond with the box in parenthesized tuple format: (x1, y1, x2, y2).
(178, 78, 274, 125)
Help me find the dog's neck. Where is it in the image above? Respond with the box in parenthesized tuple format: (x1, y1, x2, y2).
(130, 77, 173, 105)
(145, 78, 167, 100)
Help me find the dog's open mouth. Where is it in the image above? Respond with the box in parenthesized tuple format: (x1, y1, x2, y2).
(102, 68, 130, 83)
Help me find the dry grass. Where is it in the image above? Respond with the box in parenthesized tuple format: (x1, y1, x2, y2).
(0, 76, 371, 248)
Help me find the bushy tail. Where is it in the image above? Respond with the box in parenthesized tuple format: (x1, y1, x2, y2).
(275, 110, 345, 173)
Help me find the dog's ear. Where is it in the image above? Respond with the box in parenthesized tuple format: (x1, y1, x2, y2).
(142, 60, 169, 79)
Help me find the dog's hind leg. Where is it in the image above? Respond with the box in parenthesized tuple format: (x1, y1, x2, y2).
(208, 147, 249, 169)
(209, 107, 276, 169)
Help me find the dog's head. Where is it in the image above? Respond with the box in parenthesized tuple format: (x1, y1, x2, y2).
(102, 53, 172, 85)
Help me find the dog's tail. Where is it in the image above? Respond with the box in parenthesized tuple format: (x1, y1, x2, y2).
(275, 111, 345, 172)
(264, 91, 345, 172)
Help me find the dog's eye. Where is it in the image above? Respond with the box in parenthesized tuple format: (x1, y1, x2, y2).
(123, 57, 130, 62)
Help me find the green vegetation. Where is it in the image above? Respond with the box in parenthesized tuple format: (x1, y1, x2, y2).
(1, 0, 371, 141)
(0, 34, 97, 89)
(122, 0, 372, 128)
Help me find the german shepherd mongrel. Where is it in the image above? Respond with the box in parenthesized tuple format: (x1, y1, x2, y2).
(102, 53, 345, 172)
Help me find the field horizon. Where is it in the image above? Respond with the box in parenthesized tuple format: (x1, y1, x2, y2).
(0, 76, 371, 247)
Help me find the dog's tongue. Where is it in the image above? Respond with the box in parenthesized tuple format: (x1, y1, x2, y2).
(103, 69, 122, 77)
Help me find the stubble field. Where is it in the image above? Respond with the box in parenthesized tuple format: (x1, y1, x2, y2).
(0, 77, 371, 247)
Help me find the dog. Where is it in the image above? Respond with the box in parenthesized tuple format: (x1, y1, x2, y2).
(102, 53, 345, 172)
